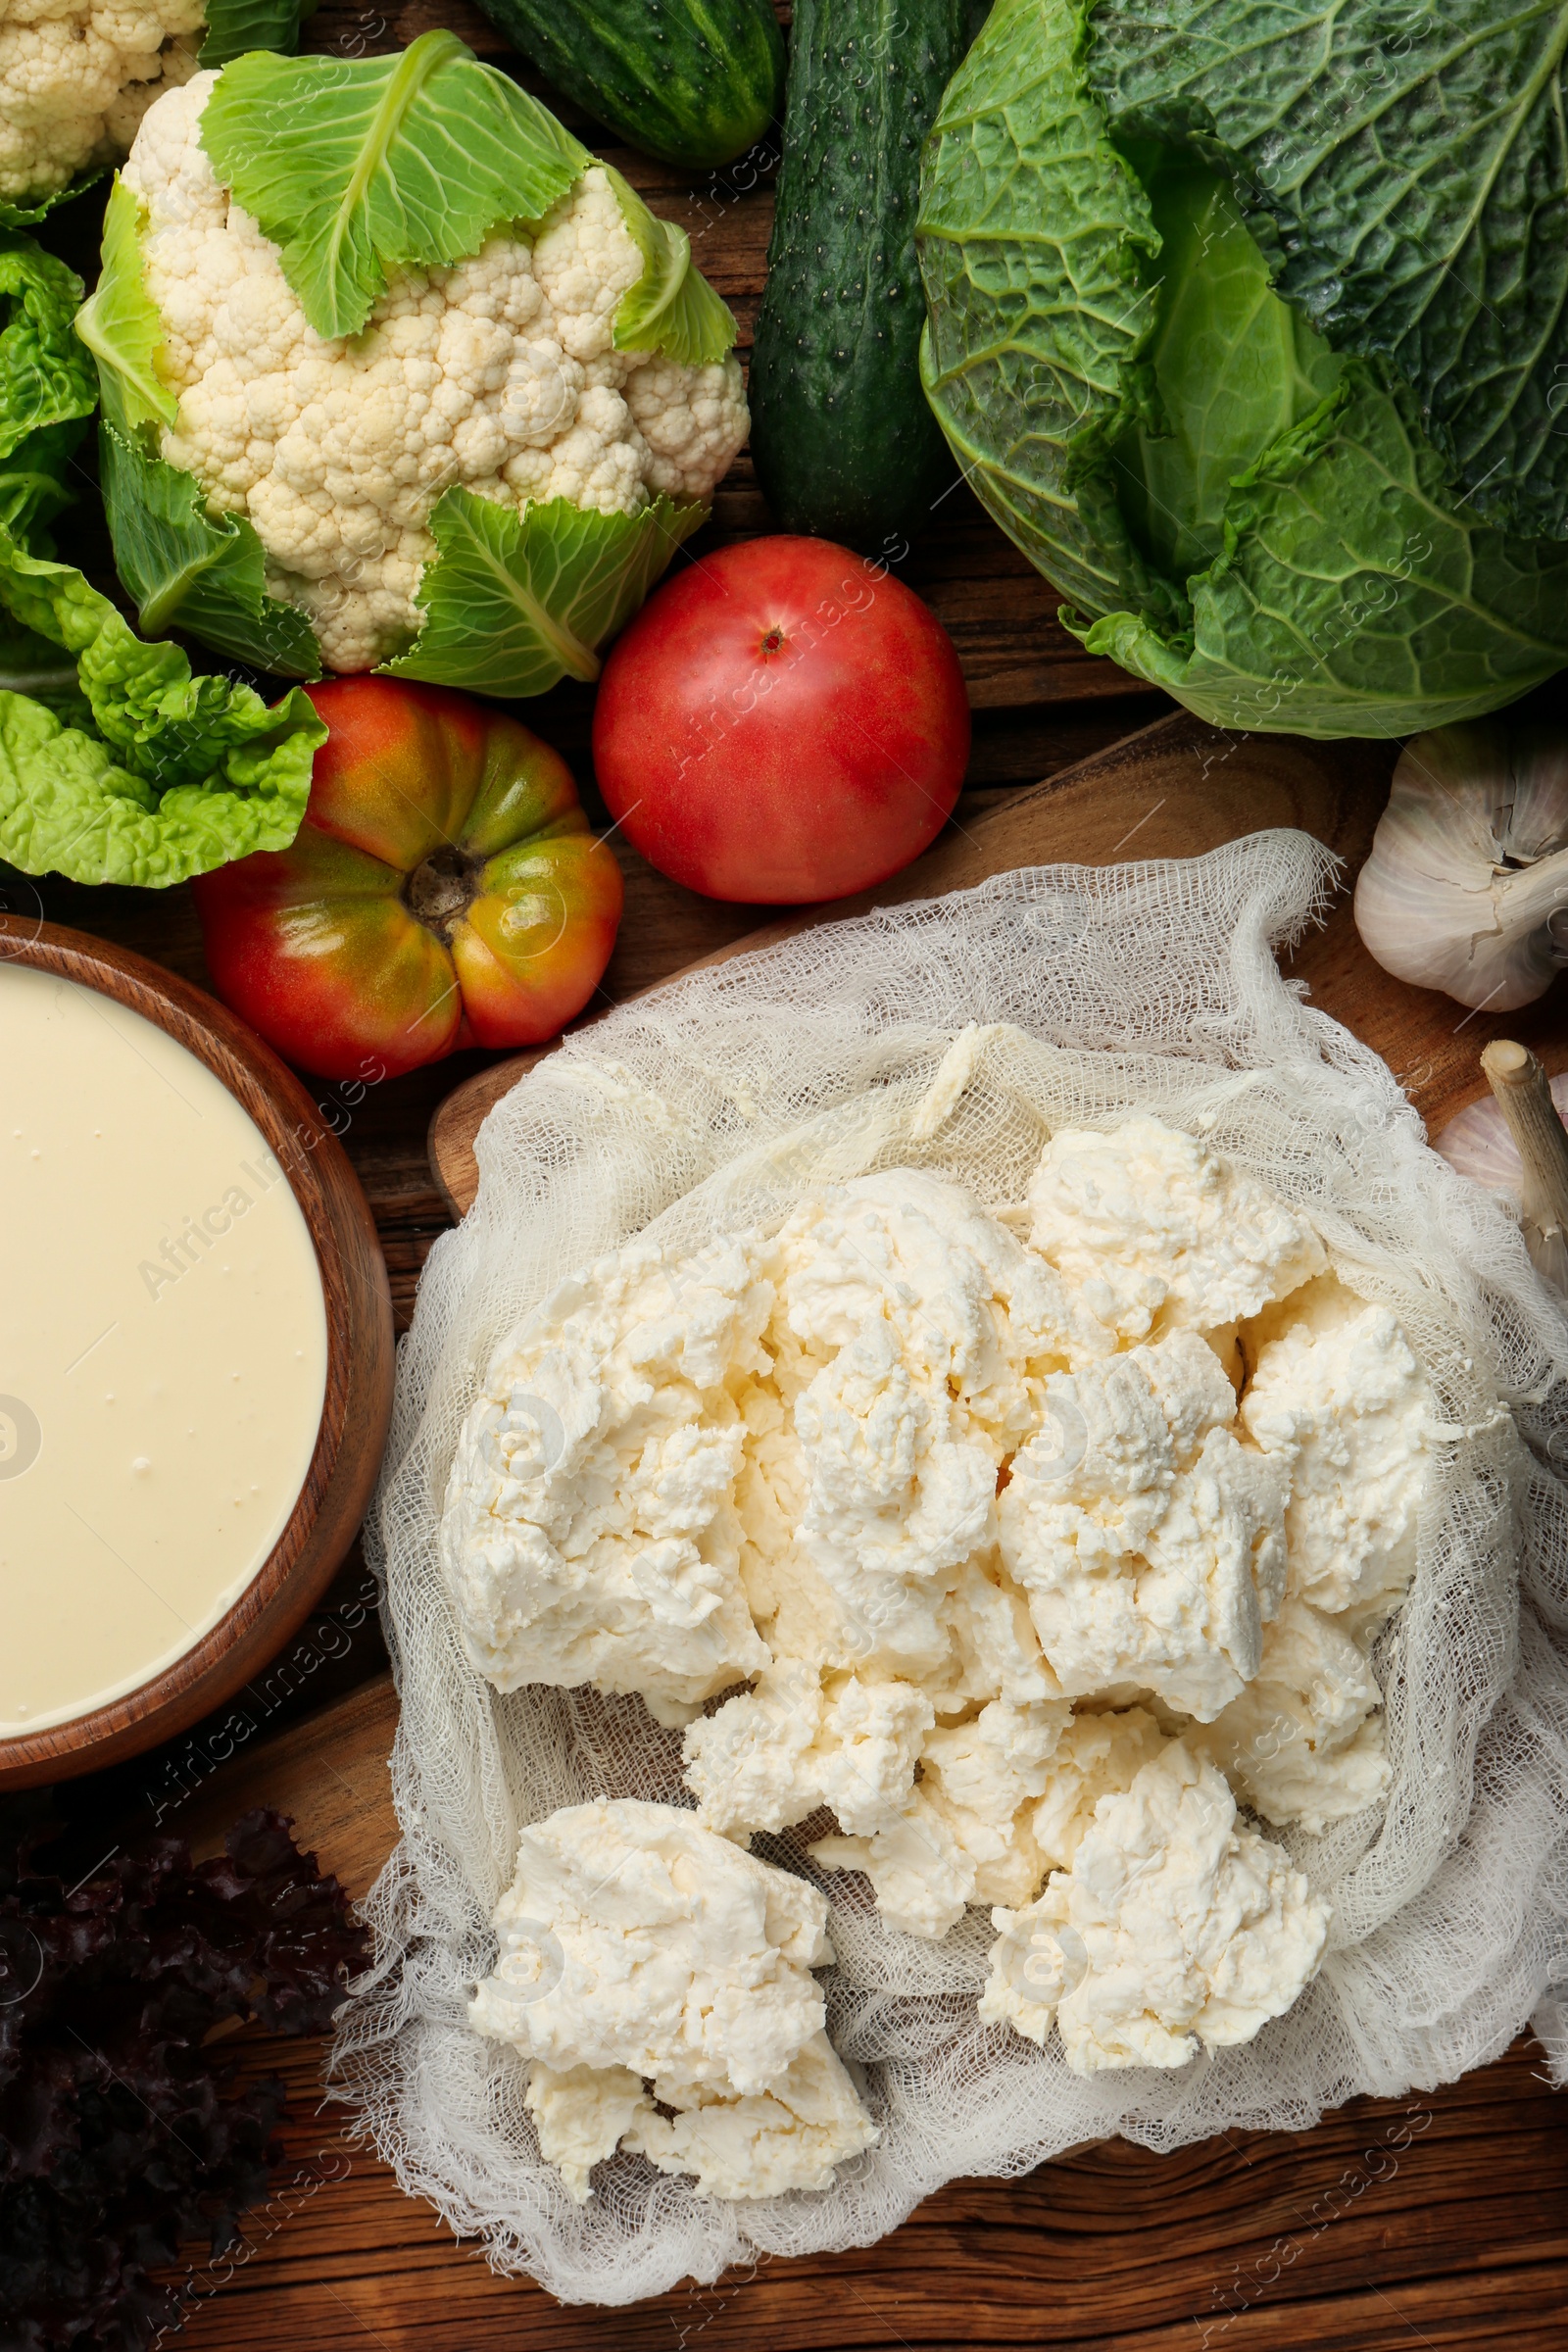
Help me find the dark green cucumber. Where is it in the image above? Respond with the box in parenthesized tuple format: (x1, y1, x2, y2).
(749, 0, 981, 550)
(474, 0, 785, 172)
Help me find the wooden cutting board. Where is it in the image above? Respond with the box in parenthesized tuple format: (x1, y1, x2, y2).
(173, 707, 1568, 2346)
(429, 706, 1554, 1215)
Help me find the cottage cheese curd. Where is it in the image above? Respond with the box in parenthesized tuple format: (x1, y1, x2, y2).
(468, 1797, 877, 2200)
(981, 1733, 1333, 2072)
(444, 1115, 1433, 2186)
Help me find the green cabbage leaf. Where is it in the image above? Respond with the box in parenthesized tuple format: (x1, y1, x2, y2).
(200, 30, 593, 340)
(0, 232, 323, 886)
(200, 0, 318, 68)
(98, 422, 325, 680)
(917, 0, 1568, 737)
(1090, 0, 1568, 543)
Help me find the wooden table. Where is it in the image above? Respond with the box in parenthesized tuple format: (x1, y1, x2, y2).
(29, 5, 1568, 2343)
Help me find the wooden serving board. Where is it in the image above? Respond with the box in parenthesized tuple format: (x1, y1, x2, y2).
(166, 710, 1568, 2349)
(429, 706, 1562, 1215)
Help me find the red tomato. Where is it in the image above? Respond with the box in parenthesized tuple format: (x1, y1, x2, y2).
(193, 679, 622, 1082)
(592, 536, 970, 903)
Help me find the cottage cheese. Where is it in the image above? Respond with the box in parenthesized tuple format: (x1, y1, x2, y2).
(997, 1330, 1287, 1720)
(1194, 1594, 1392, 1833)
(1241, 1278, 1430, 1626)
(1025, 1117, 1326, 1342)
(442, 1116, 1434, 2125)
(469, 1797, 877, 2200)
(981, 1736, 1332, 2072)
(439, 1236, 773, 1723)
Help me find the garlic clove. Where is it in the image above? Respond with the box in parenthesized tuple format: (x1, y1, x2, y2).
(1436, 1046, 1568, 1297)
(1436, 1074, 1568, 1200)
(1354, 721, 1568, 1010)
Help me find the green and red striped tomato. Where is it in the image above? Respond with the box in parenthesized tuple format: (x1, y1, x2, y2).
(193, 678, 623, 1080)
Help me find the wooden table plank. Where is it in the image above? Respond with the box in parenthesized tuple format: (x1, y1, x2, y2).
(152, 2029, 1568, 2351)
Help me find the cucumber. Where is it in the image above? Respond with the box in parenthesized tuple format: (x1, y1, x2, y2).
(474, 0, 785, 172)
(749, 0, 980, 550)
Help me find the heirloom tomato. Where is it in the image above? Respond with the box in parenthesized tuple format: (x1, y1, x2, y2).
(193, 679, 622, 1080)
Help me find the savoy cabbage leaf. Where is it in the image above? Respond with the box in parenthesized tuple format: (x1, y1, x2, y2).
(916, 0, 1568, 737)
(1089, 0, 1568, 541)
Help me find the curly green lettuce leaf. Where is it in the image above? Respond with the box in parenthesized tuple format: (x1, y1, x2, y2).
(607, 167, 737, 366)
(0, 524, 325, 884)
(0, 231, 320, 881)
(73, 177, 178, 439)
(0, 194, 81, 231)
(0, 226, 98, 554)
(1089, 0, 1568, 542)
(98, 423, 323, 678)
(380, 486, 703, 696)
(200, 30, 591, 340)
(0, 230, 98, 454)
(0, 623, 83, 704)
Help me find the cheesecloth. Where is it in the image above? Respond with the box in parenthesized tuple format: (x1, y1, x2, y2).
(331, 828, 1568, 2305)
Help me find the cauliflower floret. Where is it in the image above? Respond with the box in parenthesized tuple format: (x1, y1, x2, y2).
(626, 358, 755, 505)
(528, 168, 647, 361)
(0, 0, 203, 203)
(122, 83, 748, 671)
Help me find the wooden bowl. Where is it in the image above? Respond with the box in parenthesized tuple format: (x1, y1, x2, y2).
(0, 915, 395, 1789)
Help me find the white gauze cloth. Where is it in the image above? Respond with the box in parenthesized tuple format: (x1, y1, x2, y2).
(331, 830, 1568, 2306)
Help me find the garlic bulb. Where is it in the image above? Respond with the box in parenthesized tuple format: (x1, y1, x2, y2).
(1437, 1044, 1568, 1296)
(1354, 722, 1568, 1010)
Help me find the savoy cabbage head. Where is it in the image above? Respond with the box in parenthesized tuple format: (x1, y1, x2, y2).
(916, 0, 1568, 737)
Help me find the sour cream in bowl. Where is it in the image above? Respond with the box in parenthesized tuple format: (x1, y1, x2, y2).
(0, 921, 394, 1785)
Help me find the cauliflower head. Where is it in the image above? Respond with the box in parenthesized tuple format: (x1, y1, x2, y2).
(120, 72, 749, 674)
(0, 0, 203, 206)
